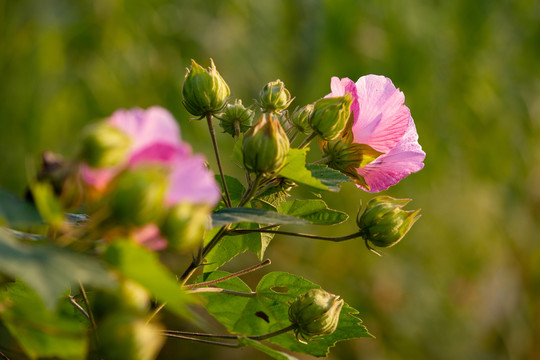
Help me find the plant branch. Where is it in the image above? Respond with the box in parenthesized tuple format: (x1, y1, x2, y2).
(227, 228, 363, 242)
(186, 288, 257, 297)
(184, 259, 271, 289)
(207, 113, 232, 208)
(298, 132, 317, 149)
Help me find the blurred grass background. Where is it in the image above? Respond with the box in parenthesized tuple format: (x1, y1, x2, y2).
(1, 0, 540, 359)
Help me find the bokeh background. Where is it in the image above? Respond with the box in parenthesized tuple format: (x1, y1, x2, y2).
(1, 0, 540, 359)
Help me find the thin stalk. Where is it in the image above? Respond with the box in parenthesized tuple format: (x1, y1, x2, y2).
(309, 155, 332, 166)
(69, 295, 89, 319)
(187, 288, 257, 297)
(248, 324, 296, 340)
(298, 132, 317, 149)
(184, 259, 271, 289)
(162, 323, 296, 343)
(227, 228, 363, 242)
(78, 281, 100, 350)
(163, 333, 240, 348)
(207, 113, 232, 208)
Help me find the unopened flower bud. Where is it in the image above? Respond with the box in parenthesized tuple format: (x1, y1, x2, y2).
(357, 196, 421, 251)
(309, 94, 353, 141)
(161, 203, 209, 251)
(242, 113, 290, 175)
(109, 169, 168, 226)
(182, 59, 230, 117)
(256, 79, 293, 112)
(290, 105, 314, 134)
(288, 289, 344, 342)
(80, 122, 131, 168)
(219, 100, 254, 138)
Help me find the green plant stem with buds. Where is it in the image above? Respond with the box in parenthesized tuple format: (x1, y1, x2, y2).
(207, 113, 232, 208)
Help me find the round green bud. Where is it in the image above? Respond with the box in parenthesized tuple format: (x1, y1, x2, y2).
(290, 104, 314, 134)
(242, 113, 290, 175)
(357, 196, 421, 250)
(288, 289, 344, 342)
(160, 203, 210, 251)
(80, 122, 131, 167)
(109, 168, 168, 226)
(256, 79, 293, 112)
(218, 100, 254, 138)
(182, 59, 230, 117)
(309, 94, 353, 141)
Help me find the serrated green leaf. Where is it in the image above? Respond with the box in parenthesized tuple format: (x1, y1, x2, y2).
(199, 271, 372, 357)
(103, 241, 195, 319)
(305, 164, 351, 192)
(239, 337, 299, 360)
(0, 281, 87, 360)
(279, 199, 348, 225)
(211, 207, 308, 228)
(279, 149, 328, 191)
(0, 229, 115, 309)
(0, 187, 42, 227)
(231, 134, 244, 167)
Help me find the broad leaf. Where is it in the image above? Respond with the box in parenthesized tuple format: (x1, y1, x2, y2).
(30, 182, 64, 228)
(199, 271, 372, 357)
(305, 164, 351, 192)
(211, 207, 308, 228)
(0, 281, 87, 360)
(0, 229, 114, 309)
(215, 175, 246, 209)
(279, 199, 348, 225)
(239, 337, 299, 360)
(279, 149, 328, 191)
(0, 187, 42, 227)
(104, 241, 195, 319)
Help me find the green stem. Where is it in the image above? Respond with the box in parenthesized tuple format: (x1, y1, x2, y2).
(309, 155, 332, 166)
(227, 228, 364, 242)
(184, 259, 271, 289)
(186, 288, 257, 297)
(298, 132, 317, 149)
(207, 113, 232, 208)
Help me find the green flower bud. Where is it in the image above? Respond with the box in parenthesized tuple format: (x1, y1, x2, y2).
(218, 100, 254, 138)
(256, 79, 293, 112)
(288, 289, 344, 342)
(161, 203, 210, 251)
(290, 104, 314, 134)
(182, 59, 230, 117)
(309, 94, 353, 141)
(242, 113, 290, 175)
(109, 168, 168, 226)
(357, 196, 421, 251)
(80, 122, 131, 167)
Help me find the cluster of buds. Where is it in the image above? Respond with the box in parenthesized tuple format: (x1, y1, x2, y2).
(288, 289, 344, 343)
(356, 196, 421, 253)
(256, 79, 293, 113)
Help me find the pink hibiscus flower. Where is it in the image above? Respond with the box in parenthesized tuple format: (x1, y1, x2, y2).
(328, 75, 425, 192)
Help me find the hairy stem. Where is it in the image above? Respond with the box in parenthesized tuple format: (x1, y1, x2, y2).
(184, 259, 271, 289)
(227, 228, 363, 242)
(207, 113, 232, 208)
(186, 288, 257, 297)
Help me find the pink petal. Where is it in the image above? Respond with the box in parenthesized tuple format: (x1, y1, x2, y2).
(109, 106, 181, 156)
(352, 75, 410, 153)
(129, 142, 192, 167)
(132, 224, 168, 251)
(356, 118, 425, 192)
(166, 154, 221, 206)
(80, 164, 120, 191)
(328, 77, 360, 120)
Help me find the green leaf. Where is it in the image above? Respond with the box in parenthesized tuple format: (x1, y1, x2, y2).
(215, 175, 246, 209)
(0, 187, 42, 227)
(231, 134, 244, 167)
(199, 271, 372, 357)
(279, 149, 328, 191)
(0, 228, 115, 309)
(239, 337, 299, 360)
(0, 281, 87, 360)
(279, 199, 349, 225)
(103, 241, 195, 319)
(30, 182, 64, 228)
(211, 207, 308, 228)
(305, 164, 351, 192)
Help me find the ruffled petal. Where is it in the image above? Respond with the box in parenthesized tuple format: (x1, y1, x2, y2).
(132, 224, 168, 251)
(129, 142, 191, 167)
(328, 77, 359, 120)
(352, 75, 410, 153)
(166, 154, 221, 207)
(356, 118, 425, 192)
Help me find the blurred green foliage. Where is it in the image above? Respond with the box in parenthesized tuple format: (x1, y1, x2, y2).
(1, 0, 539, 359)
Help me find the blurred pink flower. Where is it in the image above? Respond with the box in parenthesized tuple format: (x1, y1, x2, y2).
(328, 75, 425, 192)
(82, 106, 220, 206)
